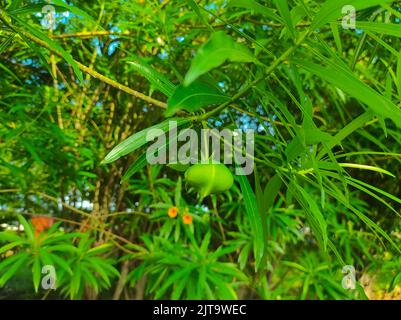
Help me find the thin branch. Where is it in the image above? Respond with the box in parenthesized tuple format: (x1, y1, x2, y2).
(50, 30, 131, 39)
(75, 61, 165, 108)
(199, 31, 310, 121)
(0, 188, 20, 193)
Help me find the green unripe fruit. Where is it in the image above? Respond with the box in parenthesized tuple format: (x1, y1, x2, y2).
(184, 163, 234, 198)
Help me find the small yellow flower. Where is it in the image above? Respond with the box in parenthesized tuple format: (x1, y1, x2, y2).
(168, 206, 178, 218)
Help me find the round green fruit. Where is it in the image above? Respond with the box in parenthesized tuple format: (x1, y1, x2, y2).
(184, 163, 234, 198)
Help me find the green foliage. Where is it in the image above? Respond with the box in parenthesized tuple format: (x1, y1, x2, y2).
(183, 31, 258, 86)
(166, 80, 229, 117)
(102, 118, 189, 164)
(1, 0, 401, 300)
(126, 232, 247, 299)
(0, 215, 118, 298)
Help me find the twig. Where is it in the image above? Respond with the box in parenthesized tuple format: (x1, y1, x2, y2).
(50, 30, 131, 39)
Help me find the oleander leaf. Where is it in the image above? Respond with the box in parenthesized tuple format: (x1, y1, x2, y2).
(102, 118, 189, 164)
(227, 0, 282, 22)
(294, 59, 401, 129)
(311, 0, 393, 30)
(166, 81, 229, 117)
(237, 172, 264, 270)
(184, 31, 258, 86)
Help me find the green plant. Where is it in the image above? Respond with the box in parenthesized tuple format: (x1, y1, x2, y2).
(1, 0, 401, 300)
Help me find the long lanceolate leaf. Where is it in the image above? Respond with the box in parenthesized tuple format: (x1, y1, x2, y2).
(311, 0, 394, 30)
(273, 0, 296, 39)
(121, 153, 148, 182)
(317, 111, 374, 160)
(10, 14, 83, 82)
(0, 253, 29, 286)
(127, 59, 176, 97)
(227, 0, 282, 22)
(0, 62, 22, 84)
(293, 184, 328, 251)
(122, 127, 188, 181)
(304, 174, 401, 255)
(294, 59, 401, 129)
(186, 0, 214, 32)
(17, 214, 34, 242)
(237, 173, 264, 271)
(0, 34, 15, 56)
(356, 21, 401, 38)
(102, 118, 189, 164)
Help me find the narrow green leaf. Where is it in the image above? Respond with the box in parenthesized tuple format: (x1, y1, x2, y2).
(317, 111, 373, 160)
(0, 34, 15, 56)
(0, 231, 22, 242)
(296, 185, 328, 251)
(122, 153, 148, 182)
(262, 174, 282, 213)
(356, 21, 401, 38)
(0, 62, 22, 84)
(339, 163, 395, 177)
(0, 253, 29, 287)
(294, 59, 401, 128)
(330, 23, 343, 53)
(227, 0, 282, 22)
(127, 59, 175, 97)
(102, 118, 189, 164)
(70, 264, 81, 298)
(397, 53, 401, 97)
(175, 177, 182, 207)
(155, 266, 195, 299)
(186, 0, 214, 32)
(0, 241, 24, 255)
(12, 15, 83, 82)
(311, 0, 393, 30)
(17, 214, 34, 242)
(167, 163, 190, 172)
(32, 255, 41, 292)
(273, 0, 296, 39)
(49, 253, 72, 274)
(237, 173, 264, 270)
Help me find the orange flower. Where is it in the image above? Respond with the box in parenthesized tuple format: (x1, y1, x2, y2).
(182, 213, 193, 225)
(168, 206, 178, 218)
(31, 216, 54, 238)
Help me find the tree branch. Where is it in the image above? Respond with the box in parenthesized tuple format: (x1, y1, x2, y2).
(50, 30, 131, 39)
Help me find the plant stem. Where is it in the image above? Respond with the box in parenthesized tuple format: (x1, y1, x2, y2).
(199, 31, 311, 121)
(50, 30, 131, 39)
